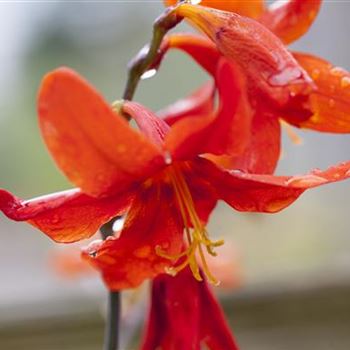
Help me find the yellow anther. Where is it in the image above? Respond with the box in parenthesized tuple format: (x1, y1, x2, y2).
(156, 165, 223, 285)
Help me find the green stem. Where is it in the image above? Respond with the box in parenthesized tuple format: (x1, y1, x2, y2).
(100, 220, 120, 350)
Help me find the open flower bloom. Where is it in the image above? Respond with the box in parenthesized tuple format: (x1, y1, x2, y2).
(158, 1, 350, 172)
(1, 65, 350, 290)
(141, 267, 239, 350)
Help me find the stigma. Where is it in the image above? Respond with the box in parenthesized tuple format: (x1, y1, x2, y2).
(156, 165, 224, 286)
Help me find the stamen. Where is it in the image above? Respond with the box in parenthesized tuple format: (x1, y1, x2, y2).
(157, 165, 224, 285)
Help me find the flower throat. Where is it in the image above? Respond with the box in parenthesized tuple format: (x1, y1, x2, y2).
(157, 165, 224, 286)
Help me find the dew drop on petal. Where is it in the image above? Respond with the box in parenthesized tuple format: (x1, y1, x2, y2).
(51, 215, 60, 224)
(330, 66, 347, 76)
(311, 68, 320, 80)
(285, 174, 326, 187)
(112, 216, 125, 233)
(141, 69, 157, 80)
(328, 99, 336, 108)
(190, 0, 202, 4)
(341, 76, 350, 88)
(164, 151, 172, 165)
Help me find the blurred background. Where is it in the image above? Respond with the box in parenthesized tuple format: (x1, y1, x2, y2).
(0, 1, 350, 349)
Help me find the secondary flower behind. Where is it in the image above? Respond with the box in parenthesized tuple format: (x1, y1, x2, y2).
(1, 63, 350, 290)
(141, 267, 239, 350)
(159, 1, 350, 173)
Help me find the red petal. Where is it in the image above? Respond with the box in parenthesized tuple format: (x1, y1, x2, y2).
(157, 82, 215, 126)
(164, 0, 265, 19)
(288, 52, 350, 132)
(176, 4, 313, 106)
(122, 101, 170, 146)
(207, 108, 281, 174)
(165, 59, 251, 160)
(82, 185, 184, 290)
(0, 188, 133, 243)
(141, 270, 201, 350)
(196, 158, 350, 213)
(259, 0, 322, 44)
(141, 267, 239, 350)
(38, 68, 163, 197)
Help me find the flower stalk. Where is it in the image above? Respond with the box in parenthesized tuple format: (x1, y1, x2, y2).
(122, 6, 183, 103)
(100, 6, 183, 349)
(100, 220, 121, 350)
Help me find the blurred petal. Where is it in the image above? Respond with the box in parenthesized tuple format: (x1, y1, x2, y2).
(0, 188, 133, 243)
(259, 0, 322, 44)
(51, 247, 95, 279)
(141, 267, 239, 350)
(195, 158, 350, 213)
(165, 59, 251, 160)
(207, 108, 281, 174)
(82, 185, 183, 290)
(164, 0, 265, 19)
(176, 4, 313, 105)
(289, 52, 350, 132)
(157, 82, 215, 126)
(38, 68, 163, 197)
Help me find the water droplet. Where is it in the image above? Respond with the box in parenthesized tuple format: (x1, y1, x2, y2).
(164, 151, 172, 165)
(230, 169, 244, 175)
(329, 99, 335, 108)
(311, 68, 320, 80)
(341, 76, 350, 88)
(330, 66, 346, 76)
(190, 0, 201, 4)
(51, 215, 60, 224)
(112, 216, 125, 233)
(285, 175, 326, 187)
(141, 69, 157, 80)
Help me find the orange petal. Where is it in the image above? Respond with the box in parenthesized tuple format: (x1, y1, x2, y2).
(38, 68, 164, 197)
(0, 188, 133, 243)
(164, 0, 265, 19)
(207, 108, 281, 174)
(195, 158, 350, 213)
(165, 59, 251, 160)
(175, 4, 313, 106)
(82, 185, 184, 290)
(288, 52, 350, 132)
(154, 33, 221, 76)
(157, 82, 215, 126)
(259, 0, 322, 44)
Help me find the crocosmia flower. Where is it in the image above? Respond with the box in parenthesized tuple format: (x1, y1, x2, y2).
(1, 63, 350, 290)
(141, 267, 239, 350)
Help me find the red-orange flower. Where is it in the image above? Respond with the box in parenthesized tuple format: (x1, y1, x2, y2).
(159, 1, 350, 173)
(141, 267, 239, 350)
(1, 65, 350, 290)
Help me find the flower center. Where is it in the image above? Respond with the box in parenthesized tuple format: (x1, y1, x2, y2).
(157, 165, 224, 286)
